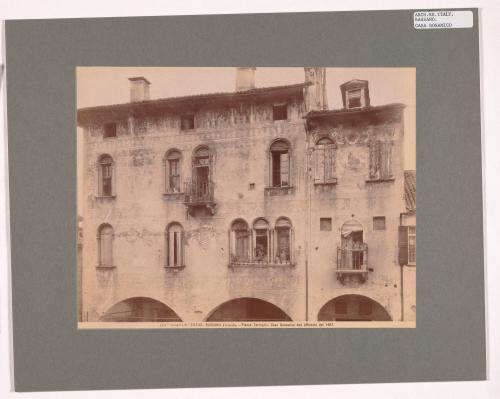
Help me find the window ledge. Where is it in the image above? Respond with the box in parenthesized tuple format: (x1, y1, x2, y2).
(164, 265, 186, 270)
(95, 195, 116, 199)
(163, 192, 184, 199)
(96, 265, 116, 270)
(264, 186, 295, 196)
(365, 177, 395, 183)
(229, 262, 295, 269)
(314, 179, 337, 186)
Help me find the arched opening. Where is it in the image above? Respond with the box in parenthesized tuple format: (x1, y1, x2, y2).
(100, 297, 182, 322)
(317, 295, 392, 321)
(206, 298, 292, 322)
(97, 223, 114, 267)
(230, 219, 250, 263)
(253, 218, 270, 263)
(165, 222, 184, 267)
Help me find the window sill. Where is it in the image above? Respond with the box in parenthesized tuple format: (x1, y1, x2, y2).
(365, 177, 395, 183)
(95, 195, 116, 199)
(264, 186, 295, 196)
(314, 179, 337, 186)
(96, 265, 116, 270)
(164, 265, 185, 270)
(229, 261, 295, 268)
(163, 192, 184, 200)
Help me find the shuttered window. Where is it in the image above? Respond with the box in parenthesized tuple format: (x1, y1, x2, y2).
(369, 139, 393, 180)
(270, 140, 291, 187)
(315, 137, 336, 183)
(398, 226, 409, 265)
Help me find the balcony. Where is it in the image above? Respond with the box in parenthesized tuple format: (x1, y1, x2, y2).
(336, 244, 368, 284)
(183, 180, 217, 216)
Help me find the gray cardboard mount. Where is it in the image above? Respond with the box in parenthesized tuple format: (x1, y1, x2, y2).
(5, 9, 485, 392)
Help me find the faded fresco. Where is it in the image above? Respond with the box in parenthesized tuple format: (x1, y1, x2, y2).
(77, 67, 416, 328)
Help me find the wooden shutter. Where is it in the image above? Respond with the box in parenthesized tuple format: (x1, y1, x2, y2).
(325, 144, 336, 181)
(380, 141, 393, 179)
(398, 226, 409, 265)
(280, 153, 289, 186)
(101, 226, 113, 266)
(315, 145, 325, 183)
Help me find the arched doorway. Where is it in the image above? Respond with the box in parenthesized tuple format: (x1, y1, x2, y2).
(100, 297, 182, 322)
(318, 295, 391, 321)
(206, 298, 292, 322)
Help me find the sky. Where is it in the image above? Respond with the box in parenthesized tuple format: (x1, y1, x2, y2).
(76, 67, 415, 212)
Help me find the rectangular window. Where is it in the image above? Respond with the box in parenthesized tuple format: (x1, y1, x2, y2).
(103, 123, 117, 138)
(369, 140, 393, 180)
(180, 114, 195, 130)
(373, 216, 386, 230)
(347, 89, 362, 108)
(408, 226, 416, 264)
(272, 104, 288, 121)
(320, 218, 332, 231)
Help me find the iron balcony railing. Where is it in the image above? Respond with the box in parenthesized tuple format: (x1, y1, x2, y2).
(336, 244, 368, 272)
(184, 179, 215, 203)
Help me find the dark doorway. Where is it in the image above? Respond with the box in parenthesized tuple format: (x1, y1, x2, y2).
(100, 297, 182, 322)
(317, 295, 391, 321)
(206, 298, 292, 322)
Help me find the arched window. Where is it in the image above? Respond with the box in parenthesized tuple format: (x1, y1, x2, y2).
(166, 223, 184, 267)
(229, 219, 250, 263)
(315, 137, 337, 183)
(98, 155, 114, 197)
(253, 218, 271, 263)
(270, 140, 291, 188)
(192, 146, 212, 200)
(165, 149, 182, 193)
(274, 217, 294, 264)
(97, 224, 114, 267)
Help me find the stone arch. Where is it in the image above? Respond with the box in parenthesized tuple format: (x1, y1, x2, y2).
(205, 297, 292, 322)
(100, 297, 182, 322)
(317, 294, 392, 321)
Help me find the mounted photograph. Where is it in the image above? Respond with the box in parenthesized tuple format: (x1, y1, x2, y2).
(76, 67, 416, 328)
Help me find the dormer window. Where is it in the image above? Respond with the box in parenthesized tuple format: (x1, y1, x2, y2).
(347, 89, 362, 108)
(340, 79, 370, 110)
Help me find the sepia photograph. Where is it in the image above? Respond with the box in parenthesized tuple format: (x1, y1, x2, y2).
(76, 67, 416, 328)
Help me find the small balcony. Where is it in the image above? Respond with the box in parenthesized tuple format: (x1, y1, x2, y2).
(183, 180, 217, 216)
(336, 244, 369, 284)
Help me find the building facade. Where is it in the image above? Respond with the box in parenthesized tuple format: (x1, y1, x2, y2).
(77, 67, 413, 323)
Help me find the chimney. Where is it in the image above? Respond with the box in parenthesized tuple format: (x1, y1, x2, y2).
(235, 67, 256, 91)
(304, 67, 328, 111)
(129, 76, 151, 102)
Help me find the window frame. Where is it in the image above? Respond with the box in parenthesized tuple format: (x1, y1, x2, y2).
(97, 154, 115, 198)
(166, 222, 185, 268)
(97, 223, 114, 268)
(373, 216, 386, 231)
(164, 149, 183, 194)
(269, 139, 292, 188)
